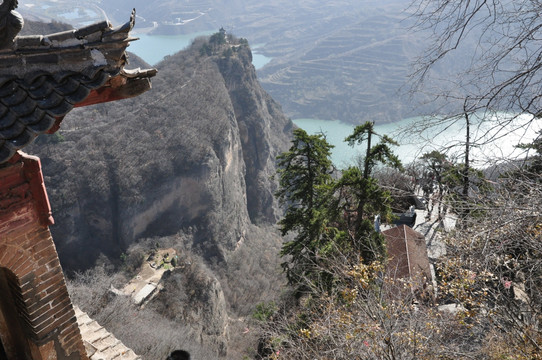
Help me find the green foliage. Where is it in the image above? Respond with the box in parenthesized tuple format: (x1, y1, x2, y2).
(336, 123, 401, 261)
(209, 27, 227, 46)
(516, 130, 542, 177)
(336, 168, 394, 220)
(199, 43, 212, 56)
(223, 47, 233, 58)
(275, 129, 334, 215)
(200, 28, 230, 57)
(276, 125, 401, 291)
(252, 301, 278, 322)
(443, 163, 491, 196)
(334, 168, 390, 261)
(420, 150, 492, 218)
(345, 122, 374, 147)
(345, 121, 402, 179)
(34, 132, 65, 146)
(420, 150, 449, 182)
(517, 130, 542, 153)
(275, 128, 336, 289)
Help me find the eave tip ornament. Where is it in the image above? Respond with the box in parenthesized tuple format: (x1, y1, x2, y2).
(0, 0, 23, 50)
(0, 6, 157, 165)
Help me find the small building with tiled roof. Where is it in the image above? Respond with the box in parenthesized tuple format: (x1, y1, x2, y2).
(0, 4, 155, 359)
(382, 224, 432, 283)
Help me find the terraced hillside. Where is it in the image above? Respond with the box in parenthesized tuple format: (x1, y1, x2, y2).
(19, 0, 452, 124)
(257, 10, 419, 123)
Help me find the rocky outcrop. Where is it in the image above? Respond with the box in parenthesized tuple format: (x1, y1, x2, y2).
(149, 261, 230, 357)
(217, 48, 292, 224)
(27, 35, 291, 357)
(30, 37, 290, 270)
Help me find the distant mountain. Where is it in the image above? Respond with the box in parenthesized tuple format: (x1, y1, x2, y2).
(256, 4, 422, 123)
(101, 0, 430, 123)
(20, 19, 72, 35)
(19, 0, 464, 124)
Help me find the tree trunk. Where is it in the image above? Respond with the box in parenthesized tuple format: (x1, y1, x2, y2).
(363, 123, 373, 180)
(463, 106, 470, 200)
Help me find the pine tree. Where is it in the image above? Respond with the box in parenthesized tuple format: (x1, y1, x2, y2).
(517, 130, 542, 177)
(338, 122, 402, 261)
(334, 167, 392, 262)
(275, 129, 336, 289)
(344, 121, 402, 180)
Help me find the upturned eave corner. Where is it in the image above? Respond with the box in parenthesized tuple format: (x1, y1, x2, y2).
(0, 5, 150, 360)
(0, 7, 157, 165)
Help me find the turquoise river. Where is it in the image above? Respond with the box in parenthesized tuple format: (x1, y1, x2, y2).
(128, 33, 541, 168)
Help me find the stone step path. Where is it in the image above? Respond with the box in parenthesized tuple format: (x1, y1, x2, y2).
(74, 306, 141, 360)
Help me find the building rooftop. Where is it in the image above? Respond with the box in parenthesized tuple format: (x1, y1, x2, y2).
(0, 9, 156, 164)
(382, 224, 432, 282)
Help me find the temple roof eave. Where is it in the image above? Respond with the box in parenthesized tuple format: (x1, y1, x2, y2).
(0, 9, 157, 165)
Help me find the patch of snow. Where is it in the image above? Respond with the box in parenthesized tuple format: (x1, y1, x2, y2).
(438, 303, 466, 314)
(441, 215, 457, 232)
(48, 36, 84, 48)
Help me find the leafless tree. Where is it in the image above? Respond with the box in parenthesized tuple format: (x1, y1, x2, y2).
(436, 169, 542, 358)
(253, 244, 488, 359)
(253, 164, 542, 359)
(408, 0, 542, 128)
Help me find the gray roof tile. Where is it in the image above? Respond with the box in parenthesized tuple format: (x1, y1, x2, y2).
(0, 9, 156, 164)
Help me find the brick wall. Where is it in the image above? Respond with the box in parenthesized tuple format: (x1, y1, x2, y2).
(0, 153, 88, 360)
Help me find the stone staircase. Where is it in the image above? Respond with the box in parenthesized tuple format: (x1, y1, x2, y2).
(74, 306, 141, 360)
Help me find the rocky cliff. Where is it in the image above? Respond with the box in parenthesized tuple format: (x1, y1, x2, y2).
(30, 36, 290, 268)
(27, 34, 291, 357)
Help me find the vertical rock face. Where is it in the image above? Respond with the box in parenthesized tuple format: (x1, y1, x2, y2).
(217, 48, 292, 224)
(29, 40, 292, 270)
(31, 38, 291, 271)
(19, 27, 291, 357)
(28, 38, 291, 356)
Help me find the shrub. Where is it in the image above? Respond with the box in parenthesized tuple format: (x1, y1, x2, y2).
(252, 302, 278, 322)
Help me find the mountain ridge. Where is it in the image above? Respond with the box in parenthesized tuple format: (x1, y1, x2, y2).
(19, 0, 455, 124)
(24, 34, 291, 357)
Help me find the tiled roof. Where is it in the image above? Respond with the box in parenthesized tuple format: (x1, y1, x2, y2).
(0, 10, 157, 164)
(75, 306, 141, 360)
(382, 224, 432, 281)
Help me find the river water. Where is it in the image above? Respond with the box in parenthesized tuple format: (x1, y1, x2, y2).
(128, 32, 273, 68)
(128, 31, 214, 65)
(127, 34, 540, 169)
(293, 114, 542, 168)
